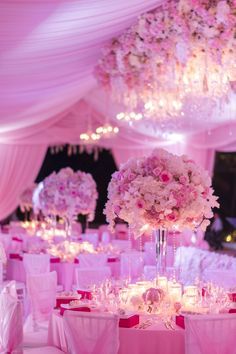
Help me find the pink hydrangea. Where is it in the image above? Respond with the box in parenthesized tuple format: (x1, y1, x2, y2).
(19, 184, 37, 212)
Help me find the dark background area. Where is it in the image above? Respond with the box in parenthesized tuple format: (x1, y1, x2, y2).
(212, 151, 236, 217)
(17, 145, 118, 225)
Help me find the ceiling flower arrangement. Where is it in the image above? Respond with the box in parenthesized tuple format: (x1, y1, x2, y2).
(95, 0, 236, 118)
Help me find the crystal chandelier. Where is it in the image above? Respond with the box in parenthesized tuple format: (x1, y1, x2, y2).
(116, 111, 143, 122)
(96, 124, 119, 138)
(80, 131, 101, 144)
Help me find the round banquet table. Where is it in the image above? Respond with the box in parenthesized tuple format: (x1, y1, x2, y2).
(6, 254, 120, 290)
(6, 256, 79, 291)
(48, 310, 185, 354)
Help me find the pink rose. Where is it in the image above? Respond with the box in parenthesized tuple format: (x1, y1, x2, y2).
(153, 166, 162, 177)
(127, 172, 136, 181)
(142, 287, 164, 305)
(114, 205, 121, 214)
(167, 210, 178, 221)
(136, 199, 145, 209)
(160, 171, 172, 183)
(179, 176, 187, 184)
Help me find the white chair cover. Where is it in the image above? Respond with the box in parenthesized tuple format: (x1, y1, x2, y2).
(64, 311, 119, 354)
(114, 224, 128, 240)
(0, 282, 23, 353)
(120, 252, 144, 280)
(111, 240, 131, 251)
(101, 232, 110, 245)
(143, 242, 156, 265)
(81, 233, 99, 248)
(185, 314, 236, 354)
(75, 267, 111, 289)
(175, 246, 236, 285)
(0, 263, 3, 287)
(143, 265, 156, 280)
(0, 233, 11, 255)
(23, 254, 50, 275)
(204, 269, 236, 290)
(0, 242, 7, 265)
(79, 254, 108, 268)
(26, 271, 57, 329)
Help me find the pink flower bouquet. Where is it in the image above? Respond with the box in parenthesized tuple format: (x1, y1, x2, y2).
(104, 149, 219, 237)
(142, 287, 165, 305)
(19, 184, 37, 212)
(34, 168, 98, 222)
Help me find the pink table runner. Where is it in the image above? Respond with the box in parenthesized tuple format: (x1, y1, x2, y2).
(48, 310, 185, 354)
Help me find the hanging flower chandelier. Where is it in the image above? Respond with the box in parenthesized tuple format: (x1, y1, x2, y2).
(95, 0, 236, 118)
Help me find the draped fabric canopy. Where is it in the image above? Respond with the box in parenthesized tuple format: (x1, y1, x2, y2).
(0, 0, 236, 219)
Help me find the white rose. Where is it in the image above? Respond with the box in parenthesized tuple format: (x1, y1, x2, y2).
(128, 53, 142, 68)
(216, 1, 230, 24)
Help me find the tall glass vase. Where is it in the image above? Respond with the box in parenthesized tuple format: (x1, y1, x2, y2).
(65, 217, 72, 241)
(153, 228, 168, 276)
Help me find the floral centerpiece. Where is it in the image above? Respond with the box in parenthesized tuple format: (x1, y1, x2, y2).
(19, 184, 37, 212)
(33, 168, 98, 222)
(104, 148, 219, 238)
(95, 0, 236, 115)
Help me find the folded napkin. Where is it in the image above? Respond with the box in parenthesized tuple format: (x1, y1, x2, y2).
(60, 304, 91, 316)
(9, 253, 23, 261)
(56, 297, 80, 309)
(175, 315, 185, 329)
(77, 290, 92, 300)
(107, 257, 119, 263)
(119, 314, 139, 328)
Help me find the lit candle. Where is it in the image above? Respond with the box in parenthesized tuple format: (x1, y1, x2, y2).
(168, 282, 182, 302)
(183, 286, 199, 308)
(184, 285, 198, 296)
(158, 276, 168, 290)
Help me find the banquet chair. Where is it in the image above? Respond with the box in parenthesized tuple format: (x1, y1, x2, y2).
(23, 253, 50, 275)
(25, 271, 57, 332)
(79, 253, 108, 268)
(111, 240, 132, 251)
(143, 242, 156, 265)
(101, 231, 111, 245)
(120, 252, 144, 280)
(143, 265, 156, 280)
(0, 282, 23, 353)
(81, 232, 99, 248)
(203, 269, 236, 290)
(0, 282, 64, 353)
(75, 267, 111, 289)
(114, 224, 128, 240)
(185, 313, 236, 354)
(0, 262, 3, 286)
(98, 225, 110, 241)
(64, 311, 119, 354)
(0, 233, 11, 255)
(0, 241, 7, 265)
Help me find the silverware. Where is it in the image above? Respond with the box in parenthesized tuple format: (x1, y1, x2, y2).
(134, 319, 152, 329)
(164, 320, 175, 330)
